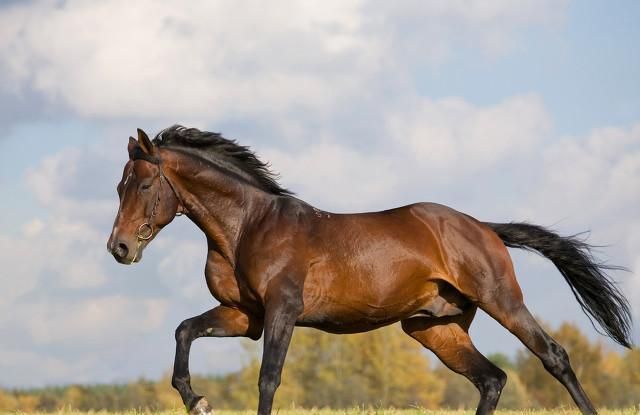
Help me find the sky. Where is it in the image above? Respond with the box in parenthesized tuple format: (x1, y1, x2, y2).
(0, 0, 639, 388)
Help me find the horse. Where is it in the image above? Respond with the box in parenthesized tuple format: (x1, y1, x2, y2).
(107, 126, 632, 415)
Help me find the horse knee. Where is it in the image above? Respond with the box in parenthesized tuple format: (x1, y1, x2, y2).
(175, 319, 194, 343)
(171, 373, 191, 390)
(258, 371, 281, 396)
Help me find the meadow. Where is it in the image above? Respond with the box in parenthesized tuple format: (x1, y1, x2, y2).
(9, 408, 640, 415)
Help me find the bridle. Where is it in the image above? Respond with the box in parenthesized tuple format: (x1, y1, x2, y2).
(131, 153, 184, 262)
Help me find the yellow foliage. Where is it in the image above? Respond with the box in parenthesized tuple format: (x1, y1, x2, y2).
(0, 390, 18, 411)
(16, 393, 40, 412)
(63, 386, 84, 409)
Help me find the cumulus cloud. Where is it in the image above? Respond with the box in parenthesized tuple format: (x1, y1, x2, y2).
(365, 0, 567, 61)
(520, 124, 640, 225)
(0, 0, 566, 121)
(385, 93, 551, 170)
(25, 145, 119, 223)
(22, 295, 168, 346)
(518, 124, 640, 322)
(264, 141, 398, 211)
(0, 216, 109, 319)
(263, 93, 552, 212)
(156, 238, 208, 299)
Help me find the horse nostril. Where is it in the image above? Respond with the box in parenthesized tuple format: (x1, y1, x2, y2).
(114, 242, 129, 259)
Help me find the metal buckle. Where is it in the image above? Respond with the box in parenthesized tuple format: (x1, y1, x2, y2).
(137, 222, 154, 240)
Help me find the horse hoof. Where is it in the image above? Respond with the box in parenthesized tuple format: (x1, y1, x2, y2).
(189, 397, 213, 415)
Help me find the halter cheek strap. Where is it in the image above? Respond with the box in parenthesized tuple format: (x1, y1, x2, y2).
(131, 157, 184, 262)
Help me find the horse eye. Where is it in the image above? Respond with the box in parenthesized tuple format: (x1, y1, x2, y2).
(140, 182, 152, 191)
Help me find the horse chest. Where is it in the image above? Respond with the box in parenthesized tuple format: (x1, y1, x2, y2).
(205, 271, 243, 305)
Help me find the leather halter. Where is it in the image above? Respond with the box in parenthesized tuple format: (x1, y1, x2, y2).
(134, 154, 184, 243)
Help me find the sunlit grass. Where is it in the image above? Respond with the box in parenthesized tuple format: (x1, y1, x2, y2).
(11, 408, 640, 415)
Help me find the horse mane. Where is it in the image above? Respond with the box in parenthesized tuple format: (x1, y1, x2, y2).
(153, 125, 293, 196)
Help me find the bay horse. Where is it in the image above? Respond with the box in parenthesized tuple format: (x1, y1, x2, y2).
(107, 126, 632, 415)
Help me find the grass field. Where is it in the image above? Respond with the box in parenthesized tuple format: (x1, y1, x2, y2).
(13, 409, 640, 415)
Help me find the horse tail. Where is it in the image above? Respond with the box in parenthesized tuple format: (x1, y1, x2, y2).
(484, 221, 633, 348)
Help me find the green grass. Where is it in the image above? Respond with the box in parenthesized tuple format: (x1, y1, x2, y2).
(8, 409, 640, 415)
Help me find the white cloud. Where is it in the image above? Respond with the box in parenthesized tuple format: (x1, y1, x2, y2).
(264, 141, 398, 211)
(0, 215, 108, 294)
(517, 124, 640, 322)
(21, 295, 168, 346)
(627, 224, 640, 319)
(263, 93, 552, 212)
(366, 0, 567, 61)
(156, 238, 207, 299)
(385, 93, 551, 171)
(0, 0, 566, 120)
(521, 124, 640, 223)
(25, 146, 118, 223)
(0, 347, 96, 386)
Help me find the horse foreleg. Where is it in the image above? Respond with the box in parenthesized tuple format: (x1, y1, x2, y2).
(257, 284, 303, 415)
(172, 305, 262, 415)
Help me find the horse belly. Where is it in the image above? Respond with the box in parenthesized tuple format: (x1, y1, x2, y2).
(297, 260, 444, 333)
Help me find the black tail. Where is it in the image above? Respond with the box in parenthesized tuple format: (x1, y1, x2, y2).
(484, 222, 633, 348)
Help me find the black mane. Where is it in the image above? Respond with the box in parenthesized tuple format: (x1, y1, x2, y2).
(153, 125, 293, 196)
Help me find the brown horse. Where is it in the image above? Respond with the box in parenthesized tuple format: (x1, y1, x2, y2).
(108, 126, 632, 415)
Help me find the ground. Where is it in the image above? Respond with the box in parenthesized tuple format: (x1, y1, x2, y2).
(17, 409, 640, 415)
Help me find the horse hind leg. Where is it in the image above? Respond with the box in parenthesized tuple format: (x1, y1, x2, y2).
(401, 308, 507, 415)
(482, 301, 597, 414)
(469, 245, 597, 414)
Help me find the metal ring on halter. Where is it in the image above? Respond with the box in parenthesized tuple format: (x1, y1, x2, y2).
(137, 222, 154, 240)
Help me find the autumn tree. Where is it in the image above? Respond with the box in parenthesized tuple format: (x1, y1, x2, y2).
(233, 325, 445, 409)
(516, 322, 618, 408)
(0, 390, 18, 412)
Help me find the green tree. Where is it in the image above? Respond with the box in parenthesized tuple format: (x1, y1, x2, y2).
(488, 353, 515, 371)
(434, 364, 477, 409)
(498, 369, 533, 410)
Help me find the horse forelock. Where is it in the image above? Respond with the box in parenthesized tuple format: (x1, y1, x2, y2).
(130, 145, 160, 165)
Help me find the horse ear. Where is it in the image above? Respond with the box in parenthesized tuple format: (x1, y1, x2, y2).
(137, 128, 155, 155)
(128, 137, 137, 159)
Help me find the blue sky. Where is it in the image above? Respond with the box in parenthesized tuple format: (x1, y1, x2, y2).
(0, 1, 638, 388)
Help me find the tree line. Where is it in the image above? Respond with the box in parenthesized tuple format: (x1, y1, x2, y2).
(1, 321, 638, 411)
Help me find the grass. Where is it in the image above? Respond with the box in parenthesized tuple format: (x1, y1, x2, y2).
(7, 409, 639, 415)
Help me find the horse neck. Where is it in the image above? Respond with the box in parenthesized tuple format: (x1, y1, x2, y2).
(162, 149, 274, 264)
